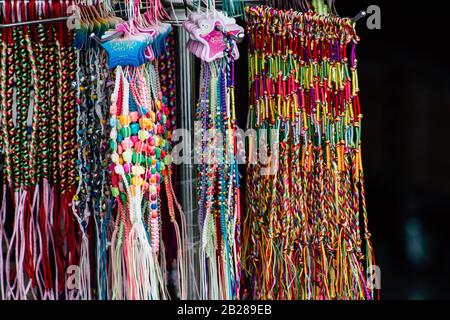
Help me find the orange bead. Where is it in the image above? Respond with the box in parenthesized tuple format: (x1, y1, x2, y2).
(119, 115, 132, 126)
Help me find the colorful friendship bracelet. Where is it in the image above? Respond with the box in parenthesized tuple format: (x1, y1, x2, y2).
(242, 5, 376, 300)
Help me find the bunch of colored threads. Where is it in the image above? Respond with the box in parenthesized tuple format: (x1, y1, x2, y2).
(242, 5, 376, 300)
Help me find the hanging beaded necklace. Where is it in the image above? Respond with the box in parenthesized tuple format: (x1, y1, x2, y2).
(108, 59, 174, 299)
(195, 30, 241, 299)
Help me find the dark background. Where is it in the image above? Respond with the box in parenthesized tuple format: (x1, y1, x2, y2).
(338, 0, 450, 300)
(232, 0, 450, 299)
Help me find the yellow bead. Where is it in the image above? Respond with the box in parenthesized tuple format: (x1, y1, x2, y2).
(131, 177, 144, 187)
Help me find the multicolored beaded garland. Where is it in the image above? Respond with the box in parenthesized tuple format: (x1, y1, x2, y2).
(242, 5, 376, 300)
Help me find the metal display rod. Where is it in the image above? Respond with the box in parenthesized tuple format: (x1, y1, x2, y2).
(0, 16, 69, 29)
(175, 22, 200, 300)
(0, 7, 183, 29)
(0, 1, 266, 29)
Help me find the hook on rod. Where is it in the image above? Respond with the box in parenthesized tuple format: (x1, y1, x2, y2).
(215, 25, 245, 44)
(89, 32, 125, 45)
(351, 10, 367, 24)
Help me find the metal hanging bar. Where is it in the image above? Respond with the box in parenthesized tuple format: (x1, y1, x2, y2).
(175, 24, 201, 300)
(0, 0, 268, 30)
(0, 16, 69, 29)
(0, 5, 183, 29)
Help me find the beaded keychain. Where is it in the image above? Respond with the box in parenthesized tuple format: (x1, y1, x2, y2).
(243, 5, 376, 300)
(108, 64, 172, 299)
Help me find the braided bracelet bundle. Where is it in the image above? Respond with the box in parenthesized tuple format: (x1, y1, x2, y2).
(156, 31, 190, 299)
(242, 5, 376, 300)
(0, 0, 79, 300)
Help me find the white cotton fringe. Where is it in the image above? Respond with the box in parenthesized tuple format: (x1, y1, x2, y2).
(110, 184, 168, 300)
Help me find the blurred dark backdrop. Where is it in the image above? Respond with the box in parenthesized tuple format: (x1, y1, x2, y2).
(338, 0, 450, 300)
(232, 0, 450, 299)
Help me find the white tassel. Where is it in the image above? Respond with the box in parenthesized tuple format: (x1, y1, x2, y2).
(126, 187, 159, 300)
(78, 232, 92, 299)
(28, 185, 40, 300)
(110, 211, 125, 300)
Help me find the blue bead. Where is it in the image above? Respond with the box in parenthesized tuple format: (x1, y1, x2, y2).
(110, 118, 116, 128)
(130, 122, 140, 135)
(151, 203, 157, 210)
(117, 133, 123, 143)
(141, 106, 147, 115)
